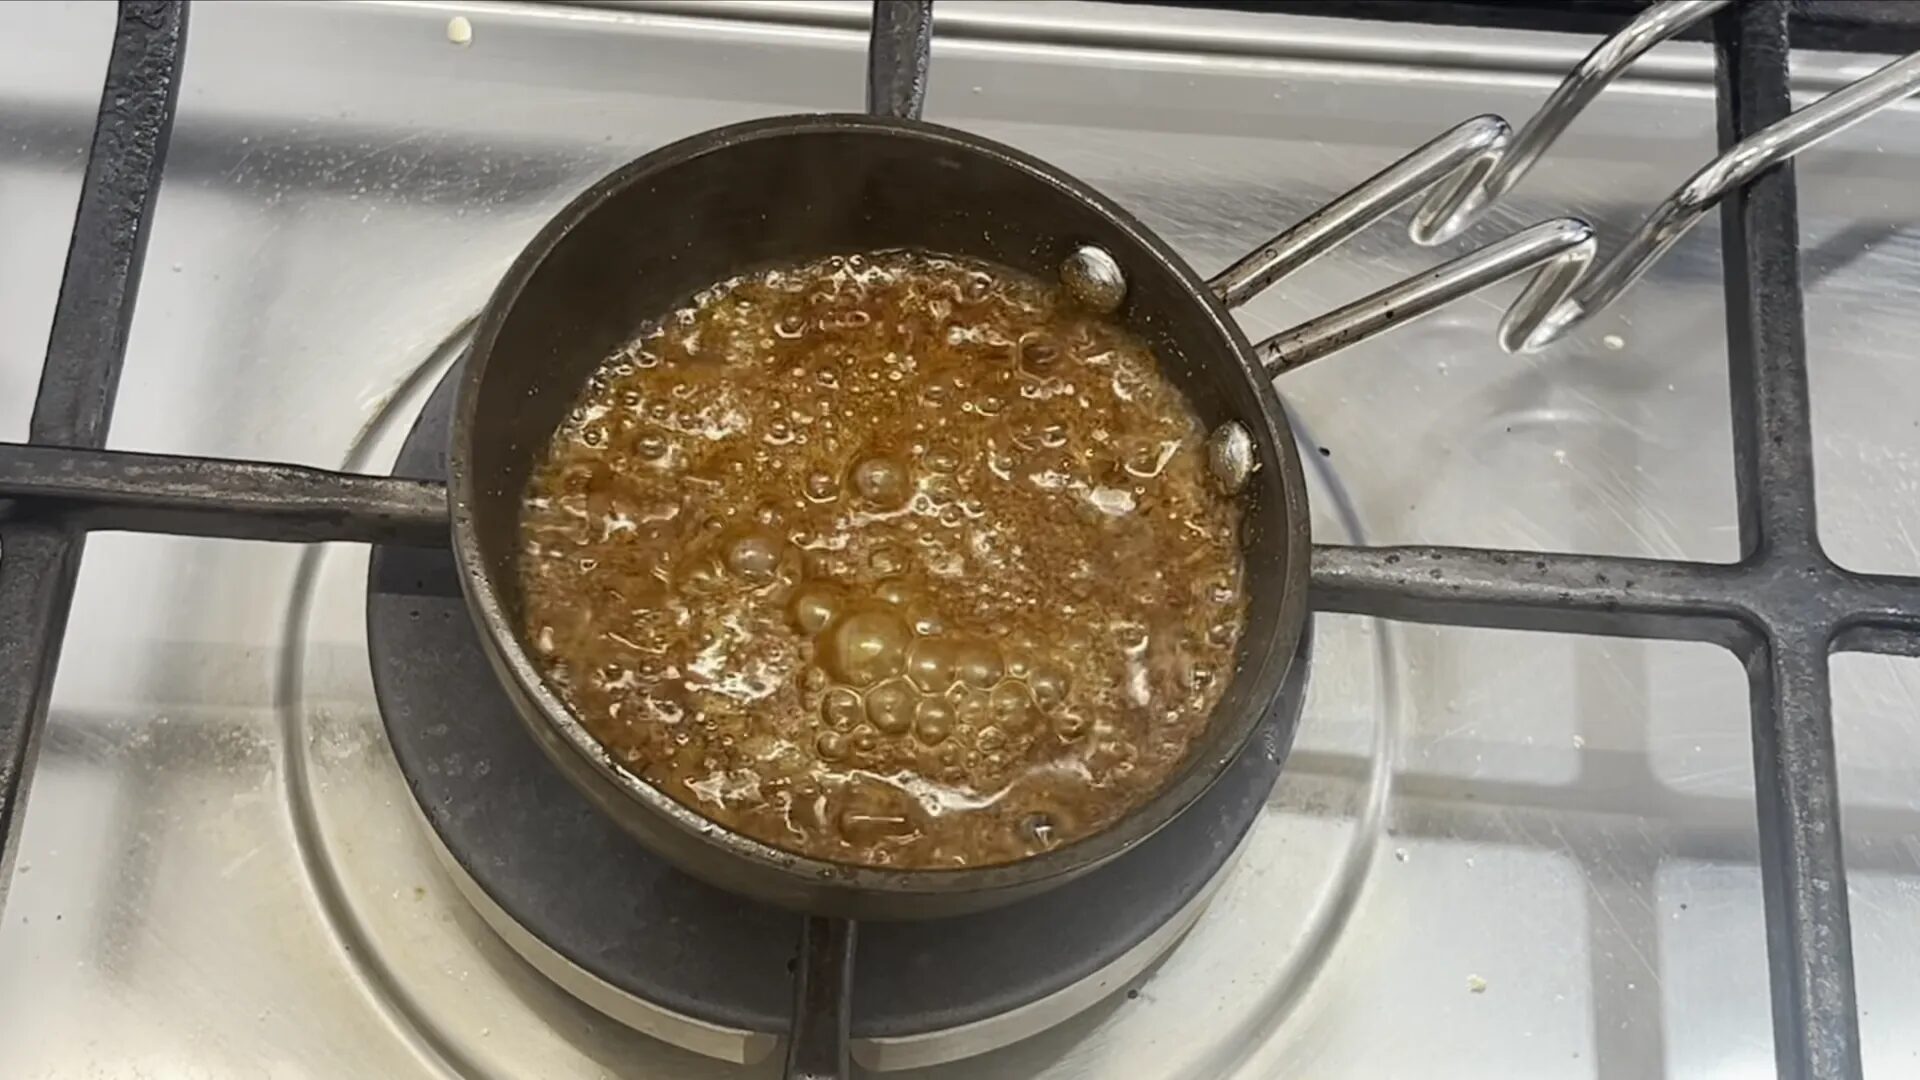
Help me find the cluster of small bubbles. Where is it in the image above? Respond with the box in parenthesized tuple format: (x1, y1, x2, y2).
(517, 250, 1246, 869)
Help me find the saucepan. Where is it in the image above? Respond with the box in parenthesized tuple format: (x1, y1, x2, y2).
(449, 111, 1314, 924)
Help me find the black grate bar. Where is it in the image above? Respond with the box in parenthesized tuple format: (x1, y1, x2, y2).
(1716, 3, 1860, 1077)
(0, 443, 448, 547)
(1748, 628, 1858, 1080)
(866, 0, 933, 121)
(23, 446, 1920, 662)
(1311, 544, 1756, 647)
(0, 526, 84, 877)
(1719, 2, 1821, 563)
(26, 2, 184, 451)
(1833, 568, 1920, 647)
(0, 1, 186, 890)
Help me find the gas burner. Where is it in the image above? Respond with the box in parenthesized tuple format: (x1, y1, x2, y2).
(365, 366, 1312, 1070)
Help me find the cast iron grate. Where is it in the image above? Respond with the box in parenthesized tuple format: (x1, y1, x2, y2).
(0, 3, 1912, 1078)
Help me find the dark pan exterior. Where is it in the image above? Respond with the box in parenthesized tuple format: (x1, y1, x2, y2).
(448, 114, 1310, 919)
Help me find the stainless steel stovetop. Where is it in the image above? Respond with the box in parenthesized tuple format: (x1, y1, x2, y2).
(4, 2, 1920, 1076)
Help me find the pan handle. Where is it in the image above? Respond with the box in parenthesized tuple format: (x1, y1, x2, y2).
(784, 916, 859, 1080)
(1245, 218, 1594, 377)
(1210, 5, 1920, 370)
(867, 1, 934, 122)
(1202, 115, 1595, 377)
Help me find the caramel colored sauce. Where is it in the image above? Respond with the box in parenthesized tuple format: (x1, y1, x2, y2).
(518, 251, 1245, 868)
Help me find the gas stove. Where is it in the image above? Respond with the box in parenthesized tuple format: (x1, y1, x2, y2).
(4, 2, 1920, 1078)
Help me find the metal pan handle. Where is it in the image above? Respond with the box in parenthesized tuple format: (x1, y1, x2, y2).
(1213, 2, 1920, 370)
(1203, 116, 1595, 375)
(784, 916, 859, 1080)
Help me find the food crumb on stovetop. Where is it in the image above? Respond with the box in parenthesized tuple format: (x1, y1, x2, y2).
(1466, 974, 1488, 994)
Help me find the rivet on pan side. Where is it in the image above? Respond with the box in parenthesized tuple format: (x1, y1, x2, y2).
(1206, 421, 1255, 495)
(1060, 245, 1127, 314)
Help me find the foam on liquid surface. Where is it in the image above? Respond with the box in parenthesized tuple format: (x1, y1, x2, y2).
(519, 251, 1245, 868)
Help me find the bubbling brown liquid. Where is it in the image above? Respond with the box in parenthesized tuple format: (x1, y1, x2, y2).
(518, 250, 1246, 869)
